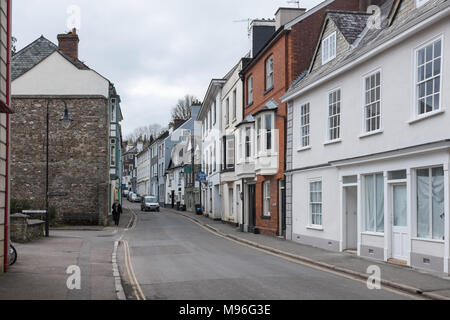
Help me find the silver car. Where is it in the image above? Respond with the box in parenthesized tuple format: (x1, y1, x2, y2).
(141, 196, 160, 212)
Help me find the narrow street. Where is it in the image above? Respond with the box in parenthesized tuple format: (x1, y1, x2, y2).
(118, 201, 415, 300)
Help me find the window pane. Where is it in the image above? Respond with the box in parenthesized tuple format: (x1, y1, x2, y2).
(389, 170, 407, 180)
(432, 167, 445, 240)
(417, 169, 430, 238)
(365, 175, 375, 232)
(376, 174, 385, 233)
(394, 185, 407, 227)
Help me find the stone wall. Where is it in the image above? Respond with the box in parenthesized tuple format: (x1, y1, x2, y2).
(10, 97, 109, 225)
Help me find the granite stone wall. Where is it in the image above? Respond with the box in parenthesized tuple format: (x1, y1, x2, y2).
(10, 97, 109, 226)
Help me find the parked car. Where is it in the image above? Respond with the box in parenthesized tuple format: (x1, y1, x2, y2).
(141, 196, 160, 212)
(123, 189, 130, 197)
(134, 194, 142, 203)
(129, 193, 141, 203)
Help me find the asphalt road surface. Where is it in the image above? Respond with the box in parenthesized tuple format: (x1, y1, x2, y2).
(119, 201, 414, 300)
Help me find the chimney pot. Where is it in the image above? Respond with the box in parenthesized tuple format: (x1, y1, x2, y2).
(57, 29, 80, 61)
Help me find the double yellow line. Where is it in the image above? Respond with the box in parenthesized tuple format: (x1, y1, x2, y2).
(122, 239, 146, 300)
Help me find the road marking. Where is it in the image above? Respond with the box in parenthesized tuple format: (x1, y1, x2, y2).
(176, 213, 425, 300)
(122, 239, 146, 300)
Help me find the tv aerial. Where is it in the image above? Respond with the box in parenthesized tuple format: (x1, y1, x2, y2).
(287, 0, 301, 8)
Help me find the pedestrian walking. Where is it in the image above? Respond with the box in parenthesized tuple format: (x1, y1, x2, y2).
(112, 201, 122, 226)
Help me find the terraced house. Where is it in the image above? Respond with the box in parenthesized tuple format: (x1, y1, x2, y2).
(240, 0, 364, 236)
(283, 0, 450, 273)
(11, 29, 123, 226)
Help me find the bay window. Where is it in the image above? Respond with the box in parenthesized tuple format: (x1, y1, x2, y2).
(364, 173, 384, 233)
(265, 114, 273, 151)
(256, 114, 274, 155)
(417, 167, 445, 240)
(256, 118, 262, 154)
(245, 127, 252, 160)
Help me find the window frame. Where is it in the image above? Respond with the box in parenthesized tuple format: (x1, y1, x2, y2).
(232, 89, 237, 121)
(362, 69, 382, 134)
(263, 180, 271, 217)
(247, 75, 254, 106)
(363, 173, 385, 234)
(322, 32, 337, 65)
(265, 55, 274, 91)
(414, 36, 443, 118)
(415, 166, 445, 241)
(327, 89, 341, 142)
(309, 179, 323, 227)
(299, 103, 311, 149)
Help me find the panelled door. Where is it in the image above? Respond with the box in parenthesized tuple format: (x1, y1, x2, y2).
(391, 184, 409, 262)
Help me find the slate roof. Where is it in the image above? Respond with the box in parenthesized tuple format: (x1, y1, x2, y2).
(327, 11, 371, 45)
(284, 0, 449, 100)
(12, 36, 90, 81)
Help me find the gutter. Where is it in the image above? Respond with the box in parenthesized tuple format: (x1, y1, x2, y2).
(4, 0, 11, 272)
(282, 4, 450, 103)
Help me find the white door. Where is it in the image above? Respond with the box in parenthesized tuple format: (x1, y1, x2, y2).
(345, 187, 358, 250)
(391, 184, 409, 261)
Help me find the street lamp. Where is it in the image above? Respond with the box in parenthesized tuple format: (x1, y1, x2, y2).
(45, 100, 73, 237)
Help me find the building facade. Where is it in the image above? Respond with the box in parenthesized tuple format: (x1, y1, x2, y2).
(109, 86, 123, 208)
(136, 146, 150, 196)
(240, 0, 363, 237)
(283, 0, 450, 273)
(199, 80, 225, 219)
(1, 0, 12, 274)
(11, 30, 120, 225)
(220, 60, 248, 226)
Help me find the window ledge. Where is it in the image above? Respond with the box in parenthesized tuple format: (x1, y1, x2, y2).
(408, 109, 445, 125)
(323, 139, 342, 146)
(307, 225, 324, 231)
(264, 87, 274, 96)
(297, 146, 312, 152)
(411, 237, 445, 244)
(359, 129, 384, 139)
(261, 215, 271, 220)
(361, 231, 384, 237)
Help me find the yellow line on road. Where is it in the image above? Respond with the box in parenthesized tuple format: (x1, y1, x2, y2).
(122, 239, 146, 300)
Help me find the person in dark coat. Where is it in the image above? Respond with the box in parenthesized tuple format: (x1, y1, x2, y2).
(112, 201, 122, 226)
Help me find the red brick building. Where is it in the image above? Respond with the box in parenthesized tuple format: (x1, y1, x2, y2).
(240, 0, 366, 236)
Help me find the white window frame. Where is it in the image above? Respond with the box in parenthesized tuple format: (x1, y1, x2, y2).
(263, 181, 271, 217)
(111, 98, 117, 123)
(309, 179, 323, 227)
(265, 55, 274, 91)
(256, 113, 274, 156)
(245, 126, 252, 161)
(300, 103, 310, 149)
(362, 69, 382, 134)
(327, 89, 341, 142)
(248, 75, 253, 105)
(363, 173, 385, 234)
(322, 32, 336, 65)
(414, 36, 443, 118)
(415, 166, 445, 241)
(226, 98, 230, 126)
(233, 89, 237, 121)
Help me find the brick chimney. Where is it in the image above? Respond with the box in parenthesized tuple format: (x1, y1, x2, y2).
(57, 28, 79, 61)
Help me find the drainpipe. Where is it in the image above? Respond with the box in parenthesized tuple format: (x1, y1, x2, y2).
(4, 0, 11, 272)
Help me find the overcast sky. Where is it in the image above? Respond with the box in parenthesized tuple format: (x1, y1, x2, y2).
(13, 0, 322, 137)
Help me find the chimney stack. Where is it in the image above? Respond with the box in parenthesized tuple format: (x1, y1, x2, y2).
(249, 19, 276, 58)
(275, 7, 306, 30)
(57, 28, 79, 61)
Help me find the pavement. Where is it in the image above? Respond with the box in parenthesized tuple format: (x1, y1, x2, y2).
(166, 207, 450, 300)
(119, 202, 419, 300)
(0, 210, 133, 300)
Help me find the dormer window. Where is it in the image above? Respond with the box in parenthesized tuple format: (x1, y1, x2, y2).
(322, 32, 336, 65)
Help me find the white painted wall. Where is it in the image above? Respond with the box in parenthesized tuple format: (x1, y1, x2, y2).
(291, 20, 450, 170)
(12, 51, 110, 98)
